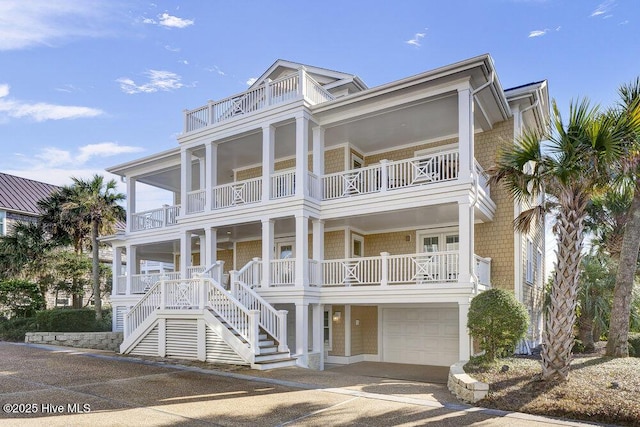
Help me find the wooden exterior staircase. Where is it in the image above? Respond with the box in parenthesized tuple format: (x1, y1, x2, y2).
(120, 262, 295, 370)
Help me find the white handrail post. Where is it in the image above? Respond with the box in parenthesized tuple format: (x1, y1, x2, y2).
(215, 260, 225, 285)
(183, 109, 188, 133)
(380, 252, 389, 287)
(124, 307, 130, 338)
(252, 257, 261, 287)
(380, 159, 389, 192)
(159, 276, 166, 310)
(298, 67, 307, 99)
(249, 310, 260, 355)
(229, 270, 239, 298)
(207, 99, 214, 125)
(264, 78, 271, 106)
(277, 310, 288, 352)
(196, 274, 206, 309)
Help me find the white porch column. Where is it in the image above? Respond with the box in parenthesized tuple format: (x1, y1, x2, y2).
(205, 143, 217, 210)
(458, 301, 471, 361)
(458, 198, 474, 286)
(312, 303, 324, 370)
(458, 86, 474, 182)
(295, 114, 309, 197)
(125, 177, 136, 233)
(262, 124, 275, 202)
(198, 156, 205, 192)
(344, 304, 351, 357)
(204, 227, 217, 267)
(112, 246, 123, 294)
(180, 149, 193, 212)
(312, 125, 325, 199)
(180, 230, 192, 278)
(295, 301, 309, 366)
(295, 213, 309, 287)
(312, 219, 324, 286)
(125, 245, 136, 295)
(261, 219, 274, 288)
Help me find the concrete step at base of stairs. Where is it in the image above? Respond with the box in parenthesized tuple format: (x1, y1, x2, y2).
(254, 351, 292, 363)
(251, 357, 297, 370)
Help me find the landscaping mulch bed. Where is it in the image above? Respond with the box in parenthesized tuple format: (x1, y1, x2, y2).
(465, 343, 640, 426)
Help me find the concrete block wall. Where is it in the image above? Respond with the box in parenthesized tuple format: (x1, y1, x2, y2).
(25, 332, 123, 352)
(447, 361, 489, 403)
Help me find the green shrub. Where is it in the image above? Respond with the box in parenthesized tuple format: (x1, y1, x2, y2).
(629, 332, 640, 358)
(468, 288, 530, 361)
(0, 280, 45, 318)
(572, 339, 585, 354)
(0, 317, 37, 341)
(36, 309, 97, 332)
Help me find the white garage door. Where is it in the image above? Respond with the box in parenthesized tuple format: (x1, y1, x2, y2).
(383, 307, 459, 366)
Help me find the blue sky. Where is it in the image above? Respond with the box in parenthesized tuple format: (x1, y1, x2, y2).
(1, 0, 638, 198)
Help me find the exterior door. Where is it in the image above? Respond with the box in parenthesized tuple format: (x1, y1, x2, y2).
(275, 241, 294, 284)
(417, 231, 459, 282)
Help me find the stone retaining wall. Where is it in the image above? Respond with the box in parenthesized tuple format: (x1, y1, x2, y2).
(25, 332, 123, 352)
(447, 361, 489, 403)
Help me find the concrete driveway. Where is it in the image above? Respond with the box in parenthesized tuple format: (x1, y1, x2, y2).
(0, 342, 592, 426)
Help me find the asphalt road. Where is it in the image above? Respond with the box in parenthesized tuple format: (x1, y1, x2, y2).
(0, 342, 594, 426)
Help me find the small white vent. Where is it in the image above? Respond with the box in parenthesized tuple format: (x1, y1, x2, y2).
(114, 306, 126, 332)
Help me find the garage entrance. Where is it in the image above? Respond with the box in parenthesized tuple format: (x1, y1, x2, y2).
(382, 307, 459, 366)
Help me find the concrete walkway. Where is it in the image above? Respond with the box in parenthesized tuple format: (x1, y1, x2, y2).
(0, 342, 597, 426)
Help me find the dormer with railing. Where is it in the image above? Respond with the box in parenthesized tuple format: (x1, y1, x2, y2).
(184, 67, 335, 133)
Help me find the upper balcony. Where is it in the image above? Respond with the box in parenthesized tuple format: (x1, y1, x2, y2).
(183, 68, 335, 134)
(128, 149, 492, 232)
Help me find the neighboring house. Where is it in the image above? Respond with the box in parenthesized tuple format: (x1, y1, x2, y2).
(0, 172, 59, 236)
(105, 54, 549, 370)
(0, 172, 117, 308)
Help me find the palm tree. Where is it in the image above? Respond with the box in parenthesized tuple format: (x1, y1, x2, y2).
(607, 78, 640, 357)
(38, 187, 91, 308)
(577, 253, 615, 351)
(489, 99, 628, 380)
(63, 175, 125, 320)
(0, 221, 53, 302)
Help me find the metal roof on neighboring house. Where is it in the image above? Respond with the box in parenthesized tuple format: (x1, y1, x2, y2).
(0, 172, 59, 215)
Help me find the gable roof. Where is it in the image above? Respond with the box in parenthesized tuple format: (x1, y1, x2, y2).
(249, 59, 368, 92)
(0, 172, 59, 215)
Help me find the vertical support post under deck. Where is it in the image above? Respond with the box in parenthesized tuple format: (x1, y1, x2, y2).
(295, 302, 309, 367)
(295, 114, 309, 197)
(261, 219, 274, 288)
(262, 124, 275, 202)
(295, 213, 309, 288)
(458, 86, 474, 183)
(459, 301, 471, 361)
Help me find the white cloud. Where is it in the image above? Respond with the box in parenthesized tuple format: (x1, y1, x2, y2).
(246, 77, 258, 86)
(158, 12, 194, 28)
(528, 29, 548, 37)
(619, 20, 629, 25)
(208, 66, 226, 76)
(31, 143, 143, 168)
(0, 0, 116, 51)
(116, 70, 186, 94)
(165, 44, 180, 52)
(591, 0, 616, 17)
(0, 83, 103, 121)
(405, 31, 427, 47)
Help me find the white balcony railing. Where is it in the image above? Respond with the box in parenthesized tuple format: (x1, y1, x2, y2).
(184, 69, 334, 132)
(130, 272, 180, 294)
(270, 259, 295, 286)
(130, 205, 180, 231)
(320, 251, 466, 287)
(271, 170, 296, 199)
(187, 189, 206, 214)
(212, 177, 262, 209)
(475, 255, 492, 287)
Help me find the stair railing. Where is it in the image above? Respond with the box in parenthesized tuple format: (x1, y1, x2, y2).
(202, 274, 260, 354)
(228, 259, 287, 352)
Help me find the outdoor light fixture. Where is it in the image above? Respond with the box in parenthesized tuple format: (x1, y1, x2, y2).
(332, 311, 341, 322)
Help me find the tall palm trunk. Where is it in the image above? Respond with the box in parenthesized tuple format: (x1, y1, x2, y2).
(607, 185, 640, 356)
(542, 202, 586, 380)
(91, 220, 102, 320)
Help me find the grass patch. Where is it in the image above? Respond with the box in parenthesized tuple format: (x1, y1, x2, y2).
(465, 347, 640, 426)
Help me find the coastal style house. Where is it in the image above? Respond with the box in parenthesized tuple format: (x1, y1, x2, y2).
(105, 55, 548, 370)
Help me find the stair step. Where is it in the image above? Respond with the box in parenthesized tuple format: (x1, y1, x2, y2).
(252, 358, 297, 370)
(254, 351, 291, 363)
(259, 340, 275, 347)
